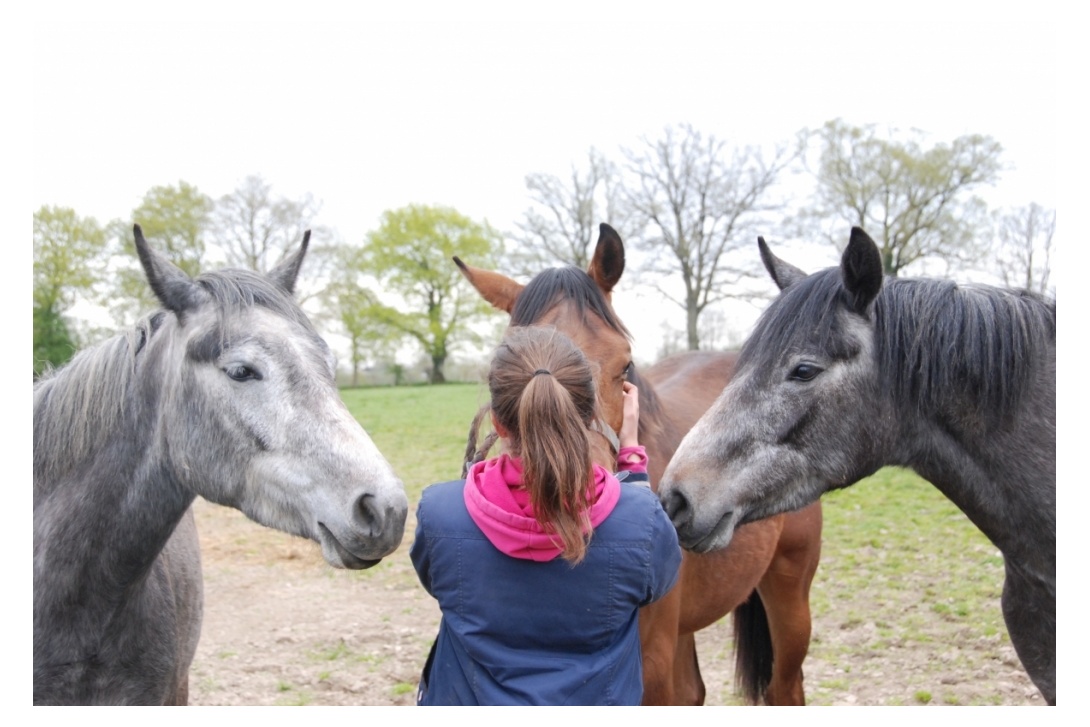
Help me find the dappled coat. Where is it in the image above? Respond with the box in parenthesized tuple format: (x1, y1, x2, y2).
(410, 449, 680, 705)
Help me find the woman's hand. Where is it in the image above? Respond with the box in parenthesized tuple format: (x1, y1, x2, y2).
(619, 381, 640, 449)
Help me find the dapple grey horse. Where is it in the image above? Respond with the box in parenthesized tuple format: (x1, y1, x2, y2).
(659, 227, 1055, 704)
(33, 225, 408, 704)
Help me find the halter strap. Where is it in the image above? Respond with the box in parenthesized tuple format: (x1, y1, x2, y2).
(590, 417, 620, 455)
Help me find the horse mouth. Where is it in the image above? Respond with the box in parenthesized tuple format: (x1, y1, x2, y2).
(683, 509, 740, 554)
(317, 523, 382, 570)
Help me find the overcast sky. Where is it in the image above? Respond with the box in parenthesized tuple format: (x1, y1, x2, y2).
(28, 2, 1064, 365)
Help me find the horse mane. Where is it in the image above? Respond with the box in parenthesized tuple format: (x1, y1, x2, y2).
(875, 277, 1055, 424)
(34, 312, 165, 487)
(510, 266, 631, 338)
(33, 266, 316, 487)
(740, 268, 1056, 426)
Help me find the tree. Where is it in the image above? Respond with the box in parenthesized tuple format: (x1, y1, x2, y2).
(622, 123, 801, 350)
(109, 181, 213, 324)
(803, 119, 1003, 277)
(320, 245, 401, 387)
(993, 203, 1055, 297)
(359, 205, 504, 383)
(33, 205, 108, 375)
(33, 305, 78, 378)
(509, 147, 633, 275)
(210, 175, 335, 303)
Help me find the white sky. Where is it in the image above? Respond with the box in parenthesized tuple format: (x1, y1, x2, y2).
(27, 1, 1066, 366)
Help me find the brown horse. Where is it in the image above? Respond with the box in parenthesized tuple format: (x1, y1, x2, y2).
(454, 223, 823, 705)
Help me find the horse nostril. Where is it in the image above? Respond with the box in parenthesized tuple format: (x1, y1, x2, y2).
(660, 489, 691, 529)
(353, 493, 382, 536)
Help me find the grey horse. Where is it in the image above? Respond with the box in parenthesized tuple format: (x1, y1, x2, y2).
(33, 225, 408, 705)
(658, 227, 1055, 705)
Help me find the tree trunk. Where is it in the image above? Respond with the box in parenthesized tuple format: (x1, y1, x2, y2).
(686, 306, 700, 351)
(429, 355, 447, 384)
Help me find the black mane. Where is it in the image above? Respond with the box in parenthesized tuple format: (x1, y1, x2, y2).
(740, 268, 1056, 426)
(510, 266, 630, 338)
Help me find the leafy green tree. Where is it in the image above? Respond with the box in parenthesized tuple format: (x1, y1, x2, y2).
(359, 205, 503, 383)
(320, 244, 402, 387)
(622, 123, 801, 350)
(33, 305, 77, 378)
(802, 119, 1003, 277)
(109, 181, 213, 324)
(33, 205, 108, 375)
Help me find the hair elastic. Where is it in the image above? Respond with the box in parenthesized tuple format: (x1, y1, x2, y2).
(532, 369, 552, 377)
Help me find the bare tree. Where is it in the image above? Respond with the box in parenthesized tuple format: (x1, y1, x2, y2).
(994, 203, 1055, 296)
(508, 147, 633, 276)
(211, 175, 335, 303)
(622, 123, 801, 350)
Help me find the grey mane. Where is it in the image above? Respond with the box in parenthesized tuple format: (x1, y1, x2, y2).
(34, 312, 165, 488)
(739, 268, 1056, 428)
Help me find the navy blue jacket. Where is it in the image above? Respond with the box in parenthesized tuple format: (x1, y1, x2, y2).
(410, 478, 681, 705)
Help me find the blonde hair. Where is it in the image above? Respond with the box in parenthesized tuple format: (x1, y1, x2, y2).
(488, 326, 597, 563)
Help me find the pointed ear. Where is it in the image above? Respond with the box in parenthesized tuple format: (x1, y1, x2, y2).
(269, 229, 310, 295)
(133, 224, 206, 314)
(586, 223, 625, 299)
(841, 226, 883, 313)
(758, 236, 808, 291)
(453, 256, 524, 314)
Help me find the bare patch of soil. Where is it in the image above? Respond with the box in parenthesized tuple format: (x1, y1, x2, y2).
(187, 500, 1044, 707)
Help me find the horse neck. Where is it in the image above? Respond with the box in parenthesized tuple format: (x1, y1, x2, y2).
(34, 334, 196, 631)
(878, 302, 1056, 572)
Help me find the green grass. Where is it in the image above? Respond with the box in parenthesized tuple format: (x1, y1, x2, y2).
(340, 383, 487, 505)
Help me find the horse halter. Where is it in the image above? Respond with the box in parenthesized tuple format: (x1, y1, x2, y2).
(590, 417, 620, 457)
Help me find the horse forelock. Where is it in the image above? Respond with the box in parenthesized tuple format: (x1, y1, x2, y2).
(196, 267, 316, 333)
(509, 266, 631, 340)
(738, 268, 861, 374)
(875, 278, 1055, 425)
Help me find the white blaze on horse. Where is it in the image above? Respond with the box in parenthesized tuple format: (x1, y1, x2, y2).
(33, 225, 408, 705)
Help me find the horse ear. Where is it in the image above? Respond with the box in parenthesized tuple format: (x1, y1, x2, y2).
(586, 223, 625, 299)
(758, 236, 807, 291)
(133, 224, 206, 314)
(841, 226, 884, 313)
(268, 230, 310, 295)
(453, 256, 524, 314)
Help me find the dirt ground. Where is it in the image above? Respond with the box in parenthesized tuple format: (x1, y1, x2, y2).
(186, 499, 1045, 707)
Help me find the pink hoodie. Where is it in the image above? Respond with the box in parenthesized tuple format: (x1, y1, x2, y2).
(463, 447, 648, 562)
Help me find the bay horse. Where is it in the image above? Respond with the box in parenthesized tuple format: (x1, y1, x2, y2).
(659, 226, 1056, 705)
(454, 223, 822, 705)
(33, 225, 409, 705)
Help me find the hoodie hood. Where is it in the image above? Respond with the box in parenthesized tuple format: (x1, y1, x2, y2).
(463, 454, 621, 561)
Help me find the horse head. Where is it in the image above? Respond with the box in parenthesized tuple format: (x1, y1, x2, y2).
(133, 225, 409, 568)
(455, 223, 633, 467)
(659, 227, 885, 552)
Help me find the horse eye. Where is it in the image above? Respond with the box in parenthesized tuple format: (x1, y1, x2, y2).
(788, 363, 822, 382)
(224, 365, 262, 382)
(622, 362, 633, 380)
